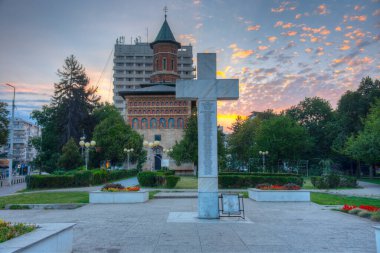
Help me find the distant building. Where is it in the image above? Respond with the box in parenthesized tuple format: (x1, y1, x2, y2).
(0, 118, 40, 165)
(116, 14, 196, 172)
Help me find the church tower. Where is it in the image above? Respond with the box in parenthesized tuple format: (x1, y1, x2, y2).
(150, 15, 181, 84)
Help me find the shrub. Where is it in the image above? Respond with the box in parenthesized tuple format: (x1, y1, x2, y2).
(371, 211, 380, 222)
(92, 169, 107, 185)
(219, 172, 301, 177)
(357, 210, 371, 218)
(137, 171, 157, 187)
(102, 183, 124, 191)
(311, 174, 357, 189)
(73, 171, 93, 186)
(326, 173, 340, 188)
(339, 176, 357, 187)
(165, 175, 180, 188)
(0, 220, 37, 243)
(219, 175, 303, 189)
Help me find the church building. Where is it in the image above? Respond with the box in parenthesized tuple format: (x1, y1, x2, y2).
(118, 14, 196, 172)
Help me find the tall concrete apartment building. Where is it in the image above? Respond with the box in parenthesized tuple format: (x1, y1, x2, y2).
(0, 118, 40, 164)
(113, 38, 194, 114)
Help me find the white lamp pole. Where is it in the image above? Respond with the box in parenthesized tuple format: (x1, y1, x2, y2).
(259, 151, 269, 172)
(144, 140, 160, 171)
(124, 148, 134, 169)
(79, 140, 96, 170)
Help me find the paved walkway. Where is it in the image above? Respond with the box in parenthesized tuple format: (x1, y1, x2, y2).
(314, 180, 380, 199)
(0, 198, 377, 253)
(0, 182, 26, 196)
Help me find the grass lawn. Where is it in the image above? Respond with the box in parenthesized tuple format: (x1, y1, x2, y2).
(0, 192, 89, 209)
(175, 176, 198, 189)
(359, 178, 380, 185)
(311, 192, 380, 207)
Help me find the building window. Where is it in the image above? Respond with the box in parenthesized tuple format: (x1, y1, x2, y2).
(154, 135, 161, 141)
(141, 118, 148, 129)
(168, 118, 175, 129)
(132, 118, 139, 129)
(177, 118, 184, 129)
(171, 59, 174, 70)
(163, 58, 167, 70)
(150, 118, 157, 129)
(159, 118, 166, 128)
(156, 58, 159, 70)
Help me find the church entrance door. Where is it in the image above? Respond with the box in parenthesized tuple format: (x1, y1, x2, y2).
(154, 154, 162, 170)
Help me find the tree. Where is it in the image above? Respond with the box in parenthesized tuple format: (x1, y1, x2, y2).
(92, 105, 144, 166)
(286, 97, 334, 159)
(344, 101, 380, 178)
(53, 55, 100, 146)
(0, 102, 9, 146)
(58, 138, 82, 170)
(254, 116, 313, 165)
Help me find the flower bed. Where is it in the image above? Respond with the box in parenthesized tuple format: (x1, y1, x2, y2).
(341, 204, 380, 221)
(90, 183, 148, 203)
(256, 183, 301, 190)
(0, 220, 37, 243)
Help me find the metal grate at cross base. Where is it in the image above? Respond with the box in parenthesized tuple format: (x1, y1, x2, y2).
(219, 193, 245, 219)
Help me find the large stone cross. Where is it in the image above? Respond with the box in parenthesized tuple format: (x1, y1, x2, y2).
(176, 53, 239, 219)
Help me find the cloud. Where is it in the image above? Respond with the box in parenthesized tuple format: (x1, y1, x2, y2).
(229, 43, 254, 60)
(282, 23, 294, 29)
(304, 48, 313, 53)
(295, 14, 302, 19)
(195, 23, 203, 29)
(335, 26, 342, 31)
(271, 1, 296, 13)
(373, 9, 380, 16)
(340, 44, 351, 51)
(178, 34, 197, 45)
(347, 56, 373, 67)
(316, 4, 328, 15)
(285, 41, 296, 49)
(315, 47, 324, 56)
(258, 45, 269, 51)
(247, 25, 261, 31)
(282, 31, 297, 36)
(274, 21, 283, 27)
(350, 15, 367, 22)
(193, 0, 201, 5)
(267, 36, 277, 42)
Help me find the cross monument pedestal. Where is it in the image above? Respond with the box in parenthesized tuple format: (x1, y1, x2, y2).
(176, 53, 239, 219)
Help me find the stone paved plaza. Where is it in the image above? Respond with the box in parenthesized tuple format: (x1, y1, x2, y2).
(0, 198, 377, 253)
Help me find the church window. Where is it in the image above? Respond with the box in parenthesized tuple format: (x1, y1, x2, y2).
(156, 58, 159, 69)
(156, 102, 159, 106)
(132, 118, 139, 129)
(150, 118, 157, 129)
(163, 58, 167, 70)
(177, 118, 184, 128)
(161, 102, 164, 106)
(143, 110, 146, 114)
(159, 118, 166, 128)
(141, 118, 148, 129)
(171, 59, 174, 70)
(170, 110, 173, 114)
(170, 102, 173, 106)
(134, 102, 137, 106)
(143, 102, 146, 106)
(166, 102, 168, 106)
(168, 118, 175, 129)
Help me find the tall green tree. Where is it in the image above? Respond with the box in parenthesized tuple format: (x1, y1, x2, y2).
(254, 116, 313, 165)
(53, 55, 100, 146)
(286, 97, 334, 159)
(92, 105, 144, 167)
(58, 138, 82, 170)
(0, 102, 9, 146)
(344, 101, 380, 178)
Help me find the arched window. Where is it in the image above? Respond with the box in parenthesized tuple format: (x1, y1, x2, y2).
(159, 118, 166, 128)
(177, 118, 184, 129)
(171, 59, 174, 70)
(163, 58, 167, 70)
(156, 58, 158, 70)
(170, 102, 173, 106)
(168, 118, 175, 129)
(141, 118, 148, 129)
(132, 118, 139, 129)
(150, 118, 157, 129)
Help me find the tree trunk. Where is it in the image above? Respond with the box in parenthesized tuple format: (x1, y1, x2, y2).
(369, 164, 374, 179)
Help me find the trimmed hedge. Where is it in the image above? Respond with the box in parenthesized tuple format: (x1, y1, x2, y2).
(311, 174, 357, 189)
(137, 171, 180, 188)
(165, 175, 180, 188)
(219, 172, 301, 177)
(26, 169, 138, 189)
(219, 175, 303, 189)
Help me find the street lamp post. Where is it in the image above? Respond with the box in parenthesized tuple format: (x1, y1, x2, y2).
(123, 148, 134, 169)
(163, 148, 173, 168)
(79, 139, 96, 170)
(2, 84, 15, 185)
(259, 151, 269, 172)
(143, 140, 160, 171)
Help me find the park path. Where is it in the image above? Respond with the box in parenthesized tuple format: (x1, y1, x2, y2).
(314, 180, 380, 199)
(0, 182, 26, 197)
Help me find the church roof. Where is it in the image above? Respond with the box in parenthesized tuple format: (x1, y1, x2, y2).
(150, 18, 181, 48)
(119, 84, 175, 97)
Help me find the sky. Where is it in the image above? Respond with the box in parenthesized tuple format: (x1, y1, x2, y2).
(0, 0, 379, 130)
